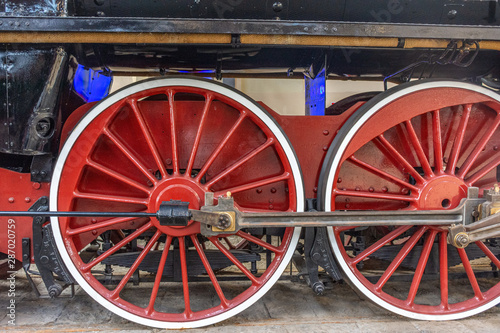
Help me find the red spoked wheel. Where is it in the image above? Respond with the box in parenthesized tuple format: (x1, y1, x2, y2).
(50, 77, 303, 328)
(319, 80, 500, 319)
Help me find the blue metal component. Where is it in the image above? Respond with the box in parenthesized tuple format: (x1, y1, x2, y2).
(305, 66, 326, 116)
(73, 65, 112, 102)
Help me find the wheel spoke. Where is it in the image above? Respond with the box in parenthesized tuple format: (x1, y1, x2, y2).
(167, 90, 180, 175)
(195, 112, 247, 182)
(111, 229, 162, 299)
(222, 237, 236, 249)
(179, 236, 192, 317)
(214, 172, 290, 195)
(191, 235, 229, 307)
(457, 247, 484, 300)
(377, 134, 425, 184)
(146, 235, 173, 315)
(128, 99, 168, 179)
(432, 110, 444, 174)
(350, 225, 412, 265)
(446, 104, 471, 173)
(457, 114, 500, 179)
(406, 229, 438, 305)
(404, 120, 434, 177)
(210, 237, 259, 285)
(333, 188, 416, 202)
(476, 241, 500, 269)
(236, 230, 283, 254)
(185, 94, 213, 176)
(205, 138, 275, 188)
(348, 155, 420, 192)
(465, 153, 500, 186)
(104, 129, 158, 184)
(73, 190, 148, 206)
(86, 158, 151, 193)
(82, 221, 153, 271)
(439, 231, 449, 309)
(66, 216, 143, 236)
(375, 226, 428, 291)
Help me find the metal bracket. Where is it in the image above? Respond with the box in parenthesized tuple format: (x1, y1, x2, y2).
(231, 34, 241, 48)
(200, 192, 238, 236)
(24, 196, 75, 298)
(448, 187, 500, 248)
(309, 227, 342, 282)
(302, 199, 343, 295)
(30, 154, 53, 182)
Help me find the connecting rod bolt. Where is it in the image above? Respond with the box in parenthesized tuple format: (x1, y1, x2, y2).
(217, 214, 231, 229)
(455, 233, 470, 248)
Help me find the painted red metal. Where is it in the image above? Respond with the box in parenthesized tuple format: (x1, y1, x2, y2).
(0, 169, 50, 261)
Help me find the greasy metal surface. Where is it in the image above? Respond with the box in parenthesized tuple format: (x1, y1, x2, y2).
(1, 0, 66, 16)
(0, 46, 67, 154)
(22, 47, 67, 153)
(0, 17, 499, 41)
(73, 0, 500, 27)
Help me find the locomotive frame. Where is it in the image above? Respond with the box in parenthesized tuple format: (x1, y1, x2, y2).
(2, 0, 500, 329)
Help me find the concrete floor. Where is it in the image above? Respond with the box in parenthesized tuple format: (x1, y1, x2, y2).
(2, 269, 500, 333)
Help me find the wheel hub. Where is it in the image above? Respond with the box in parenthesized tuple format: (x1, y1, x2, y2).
(417, 175, 467, 209)
(150, 177, 205, 235)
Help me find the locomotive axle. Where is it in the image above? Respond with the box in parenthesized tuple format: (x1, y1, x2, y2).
(3, 187, 500, 247)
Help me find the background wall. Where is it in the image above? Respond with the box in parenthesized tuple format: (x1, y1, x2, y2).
(111, 76, 392, 115)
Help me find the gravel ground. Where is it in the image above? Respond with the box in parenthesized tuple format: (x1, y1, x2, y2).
(1, 269, 500, 333)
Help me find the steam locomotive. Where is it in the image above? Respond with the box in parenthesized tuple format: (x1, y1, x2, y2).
(1, 0, 500, 328)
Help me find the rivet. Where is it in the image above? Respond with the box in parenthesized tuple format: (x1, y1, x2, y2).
(382, 186, 388, 192)
(91, 218, 97, 224)
(323, 146, 328, 151)
(269, 204, 274, 210)
(8, 197, 14, 203)
(337, 178, 342, 183)
(401, 188, 409, 194)
(369, 187, 374, 192)
(355, 187, 360, 191)
(494, 146, 498, 151)
(256, 188, 262, 194)
(313, 187, 318, 193)
(24, 197, 31, 203)
(345, 203, 351, 209)
(165, 158, 172, 165)
(92, 230, 98, 235)
(270, 188, 277, 193)
(269, 199, 274, 204)
(323, 130, 329, 136)
(32, 182, 41, 190)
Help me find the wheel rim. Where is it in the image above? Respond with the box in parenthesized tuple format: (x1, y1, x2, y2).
(320, 80, 500, 319)
(50, 77, 304, 328)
